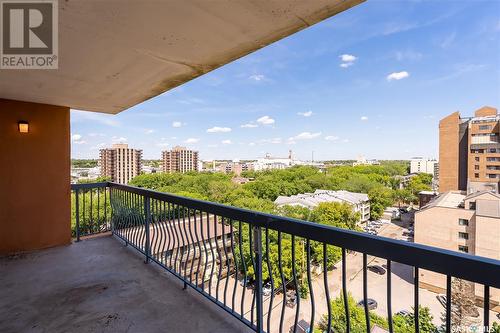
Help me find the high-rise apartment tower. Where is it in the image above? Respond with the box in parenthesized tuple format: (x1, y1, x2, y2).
(439, 106, 499, 193)
(100, 143, 142, 184)
(162, 146, 199, 173)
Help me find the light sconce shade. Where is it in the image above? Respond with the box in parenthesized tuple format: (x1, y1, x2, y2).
(18, 121, 29, 133)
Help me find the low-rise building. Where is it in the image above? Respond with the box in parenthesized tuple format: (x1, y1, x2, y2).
(216, 161, 254, 176)
(415, 190, 500, 305)
(274, 189, 370, 222)
(353, 155, 380, 166)
(410, 157, 439, 177)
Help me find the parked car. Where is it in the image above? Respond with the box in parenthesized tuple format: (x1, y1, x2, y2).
(396, 310, 411, 317)
(358, 298, 378, 310)
(368, 265, 386, 275)
(263, 282, 272, 296)
(289, 319, 310, 333)
(240, 277, 251, 287)
(436, 294, 446, 308)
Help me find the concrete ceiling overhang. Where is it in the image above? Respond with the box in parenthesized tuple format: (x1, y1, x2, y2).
(0, 0, 364, 114)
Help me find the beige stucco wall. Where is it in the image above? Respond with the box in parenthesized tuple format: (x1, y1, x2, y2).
(0, 99, 71, 254)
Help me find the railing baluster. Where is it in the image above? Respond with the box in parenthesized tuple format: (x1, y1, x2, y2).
(200, 210, 209, 291)
(324, 243, 332, 333)
(414, 267, 419, 333)
(144, 196, 151, 263)
(215, 215, 222, 302)
(387, 260, 393, 333)
(342, 248, 350, 333)
(253, 226, 263, 333)
(307, 239, 314, 333)
(278, 231, 286, 333)
(209, 212, 216, 297)
(446, 275, 452, 333)
(222, 218, 230, 306)
(483, 285, 490, 331)
(291, 235, 300, 333)
(265, 228, 274, 333)
(75, 189, 80, 242)
(363, 253, 370, 332)
(249, 223, 256, 325)
(193, 210, 202, 288)
(238, 220, 247, 318)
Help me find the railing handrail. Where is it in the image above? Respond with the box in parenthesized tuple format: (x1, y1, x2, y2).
(83, 182, 500, 288)
(71, 182, 109, 190)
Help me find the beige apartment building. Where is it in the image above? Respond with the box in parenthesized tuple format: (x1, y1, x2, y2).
(439, 106, 500, 193)
(415, 190, 500, 305)
(100, 144, 142, 184)
(216, 161, 254, 176)
(162, 146, 198, 173)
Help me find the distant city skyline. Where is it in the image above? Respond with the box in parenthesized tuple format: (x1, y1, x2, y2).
(71, 0, 500, 160)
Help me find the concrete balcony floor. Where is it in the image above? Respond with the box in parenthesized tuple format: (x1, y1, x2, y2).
(0, 236, 251, 333)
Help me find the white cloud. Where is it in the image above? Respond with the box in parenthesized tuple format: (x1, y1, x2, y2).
(221, 139, 232, 145)
(257, 116, 275, 125)
(207, 144, 219, 148)
(90, 143, 107, 150)
(290, 132, 322, 140)
(172, 121, 182, 128)
(88, 132, 105, 137)
(145, 129, 155, 134)
(360, 116, 368, 121)
(71, 134, 86, 144)
(260, 138, 282, 144)
(297, 111, 313, 117)
(325, 135, 339, 141)
(249, 74, 265, 81)
(340, 62, 354, 68)
(339, 54, 357, 68)
(156, 143, 169, 148)
(340, 54, 357, 62)
(342, 139, 350, 143)
(387, 71, 409, 81)
(241, 123, 258, 128)
(185, 138, 199, 144)
(112, 136, 127, 144)
(207, 126, 232, 133)
(248, 142, 256, 146)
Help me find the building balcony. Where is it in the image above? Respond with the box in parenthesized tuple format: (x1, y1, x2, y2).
(4, 182, 498, 333)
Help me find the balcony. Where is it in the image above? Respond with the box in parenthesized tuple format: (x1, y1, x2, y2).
(4, 182, 498, 333)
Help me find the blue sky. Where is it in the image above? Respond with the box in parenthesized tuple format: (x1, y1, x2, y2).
(71, 0, 500, 161)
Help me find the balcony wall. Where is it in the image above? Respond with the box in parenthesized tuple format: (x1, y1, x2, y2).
(0, 99, 71, 254)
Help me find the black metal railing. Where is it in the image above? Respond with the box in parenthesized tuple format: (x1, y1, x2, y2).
(71, 182, 111, 241)
(72, 182, 500, 333)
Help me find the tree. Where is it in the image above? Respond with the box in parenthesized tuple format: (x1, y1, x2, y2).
(448, 278, 480, 328)
(317, 294, 436, 333)
(368, 186, 394, 219)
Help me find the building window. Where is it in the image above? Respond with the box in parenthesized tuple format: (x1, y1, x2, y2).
(458, 245, 469, 253)
(469, 202, 476, 210)
(475, 157, 480, 162)
(474, 165, 479, 170)
(458, 232, 469, 240)
(474, 173, 479, 178)
(479, 125, 492, 130)
(458, 219, 469, 226)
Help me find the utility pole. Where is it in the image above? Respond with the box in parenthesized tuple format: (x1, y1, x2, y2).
(311, 150, 314, 163)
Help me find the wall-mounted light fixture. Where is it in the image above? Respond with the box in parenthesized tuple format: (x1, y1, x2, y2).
(18, 121, 29, 133)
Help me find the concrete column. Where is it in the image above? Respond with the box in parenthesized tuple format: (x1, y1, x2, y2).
(0, 98, 70, 254)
